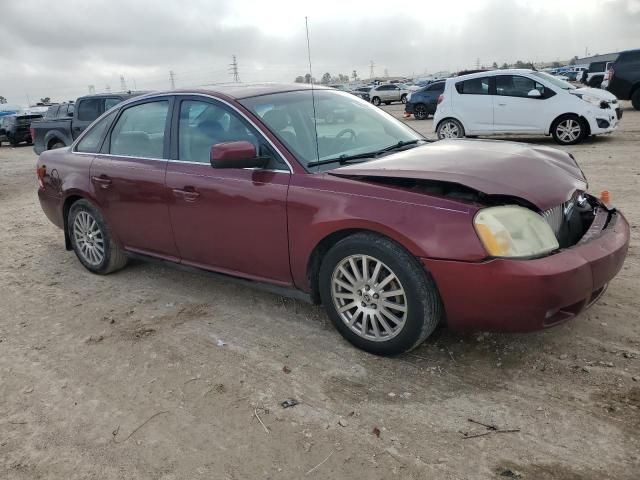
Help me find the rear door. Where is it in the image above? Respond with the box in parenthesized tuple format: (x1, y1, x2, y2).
(493, 75, 550, 132)
(90, 97, 179, 259)
(165, 96, 292, 283)
(453, 76, 493, 133)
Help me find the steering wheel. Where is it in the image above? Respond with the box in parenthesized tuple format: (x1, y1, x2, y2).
(336, 128, 356, 142)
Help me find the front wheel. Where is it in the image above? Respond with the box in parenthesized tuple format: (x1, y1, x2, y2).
(551, 115, 586, 145)
(319, 233, 442, 355)
(68, 199, 127, 275)
(436, 119, 465, 139)
(372, 97, 381, 106)
(401, 94, 407, 104)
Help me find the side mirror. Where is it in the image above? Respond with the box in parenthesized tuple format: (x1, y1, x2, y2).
(527, 89, 542, 98)
(210, 141, 266, 169)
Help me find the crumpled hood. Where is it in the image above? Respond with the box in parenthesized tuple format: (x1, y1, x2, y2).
(570, 87, 618, 102)
(329, 139, 588, 211)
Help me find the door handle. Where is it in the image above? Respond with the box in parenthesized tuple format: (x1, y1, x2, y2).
(173, 187, 200, 202)
(91, 175, 112, 189)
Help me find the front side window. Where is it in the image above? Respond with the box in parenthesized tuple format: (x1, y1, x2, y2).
(76, 110, 118, 153)
(104, 97, 121, 111)
(109, 101, 169, 159)
(495, 75, 545, 97)
(77, 98, 101, 121)
(455, 77, 490, 95)
(240, 90, 422, 171)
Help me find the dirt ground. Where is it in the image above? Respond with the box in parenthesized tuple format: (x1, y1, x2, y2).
(1, 103, 639, 480)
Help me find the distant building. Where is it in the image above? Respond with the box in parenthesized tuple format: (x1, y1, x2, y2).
(574, 52, 619, 65)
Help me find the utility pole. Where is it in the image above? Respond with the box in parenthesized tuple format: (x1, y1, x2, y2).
(384, 68, 389, 78)
(120, 75, 127, 92)
(369, 60, 375, 80)
(229, 55, 240, 82)
(88, 85, 95, 94)
(105, 85, 111, 93)
(476, 57, 481, 69)
(169, 70, 176, 89)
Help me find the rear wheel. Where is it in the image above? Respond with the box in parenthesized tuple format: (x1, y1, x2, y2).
(414, 104, 428, 120)
(436, 118, 465, 139)
(632, 89, 640, 111)
(319, 233, 442, 355)
(372, 97, 381, 106)
(551, 114, 586, 145)
(49, 141, 65, 150)
(68, 199, 127, 275)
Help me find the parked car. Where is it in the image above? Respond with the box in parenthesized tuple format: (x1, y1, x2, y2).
(563, 71, 579, 82)
(36, 85, 630, 355)
(0, 112, 43, 146)
(31, 93, 140, 154)
(350, 86, 372, 102)
(404, 80, 445, 120)
(603, 49, 640, 110)
(582, 59, 617, 88)
(434, 69, 621, 145)
(369, 84, 410, 106)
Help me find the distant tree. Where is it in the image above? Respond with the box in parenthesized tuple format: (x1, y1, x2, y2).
(304, 73, 312, 84)
(500, 62, 509, 69)
(569, 56, 578, 65)
(514, 60, 525, 68)
(0, 95, 6, 104)
(294, 76, 304, 83)
(40, 97, 51, 104)
(352, 70, 358, 81)
(321, 72, 332, 84)
(551, 61, 562, 68)
(492, 62, 498, 69)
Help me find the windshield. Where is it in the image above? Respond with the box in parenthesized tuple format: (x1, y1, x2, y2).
(240, 89, 422, 171)
(530, 71, 575, 90)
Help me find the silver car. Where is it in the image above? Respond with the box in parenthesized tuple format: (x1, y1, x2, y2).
(369, 83, 410, 106)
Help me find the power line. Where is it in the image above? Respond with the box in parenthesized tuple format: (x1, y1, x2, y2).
(229, 55, 240, 82)
(169, 70, 176, 89)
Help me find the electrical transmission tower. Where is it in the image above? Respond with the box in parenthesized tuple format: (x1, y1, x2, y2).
(169, 70, 176, 89)
(120, 75, 127, 92)
(229, 55, 240, 82)
(369, 60, 375, 79)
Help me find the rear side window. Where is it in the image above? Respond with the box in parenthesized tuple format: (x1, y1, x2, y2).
(76, 110, 118, 153)
(427, 82, 445, 92)
(77, 99, 102, 121)
(104, 97, 121, 111)
(109, 101, 169, 159)
(589, 62, 606, 72)
(45, 106, 59, 119)
(619, 51, 640, 64)
(455, 77, 490, 95)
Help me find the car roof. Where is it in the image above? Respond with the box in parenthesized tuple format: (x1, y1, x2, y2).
(448, 69, 538, 82)
(76, 92, 148, 101)
(170, 83, 330, 100)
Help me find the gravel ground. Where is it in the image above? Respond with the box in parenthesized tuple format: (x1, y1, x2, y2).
(0, 103, 638, 480)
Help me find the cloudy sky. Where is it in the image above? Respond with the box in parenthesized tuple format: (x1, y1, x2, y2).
(1, 0, 639, 105)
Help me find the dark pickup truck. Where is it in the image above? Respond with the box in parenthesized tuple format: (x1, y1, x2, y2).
(604, 49, 640, 110)
(0, 113, 43, 146)
(31, 93, 139, 154)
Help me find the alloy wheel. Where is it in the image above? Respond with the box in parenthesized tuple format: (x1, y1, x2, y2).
(331, 254, 408, 342)
(73, 211, 105, 266)
(438, 121, 461, 139)
(555, 119, 582, 143)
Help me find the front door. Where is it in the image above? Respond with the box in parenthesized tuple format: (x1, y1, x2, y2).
(165, 97, 292, 284)
(493, 75, 549, 132)
(90, 98, 179, 260)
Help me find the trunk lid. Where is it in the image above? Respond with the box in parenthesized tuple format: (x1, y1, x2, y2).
(329, 139, 587, 211)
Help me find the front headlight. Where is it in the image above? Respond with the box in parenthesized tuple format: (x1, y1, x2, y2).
(579, 93, 601, 106)
(474, 206, 559, 258)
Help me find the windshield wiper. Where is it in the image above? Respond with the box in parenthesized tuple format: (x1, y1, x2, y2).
(306, 139, 425, 168)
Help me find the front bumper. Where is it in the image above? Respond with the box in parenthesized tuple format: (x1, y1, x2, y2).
(422, 209, 630, 332)
(585, 106, 620, 134)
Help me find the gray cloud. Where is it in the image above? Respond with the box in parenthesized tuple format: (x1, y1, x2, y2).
(1, 0, 639, 104)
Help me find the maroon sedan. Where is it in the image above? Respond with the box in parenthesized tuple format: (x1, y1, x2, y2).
(36, 84, 630, 355)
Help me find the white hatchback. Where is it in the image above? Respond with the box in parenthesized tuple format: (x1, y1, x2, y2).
(433, 69, 621, 145)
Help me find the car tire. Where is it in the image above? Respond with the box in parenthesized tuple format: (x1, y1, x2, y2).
(551, 114, 586, 145)
(49, 141, 65, 150)
(588, 77, 602, 88)
(632, 89, 640, 111)
(436, 118, 465, 139)
(401, 94, 407, 104)
(372, 97, 381, 106)
(414, 104, 428, 120)
(319, 232, 443, 356)
(68, 199, 127, 275)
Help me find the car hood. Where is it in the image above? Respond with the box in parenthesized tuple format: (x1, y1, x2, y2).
(329, 139, 587, 211)
(570, 87, 618, 102)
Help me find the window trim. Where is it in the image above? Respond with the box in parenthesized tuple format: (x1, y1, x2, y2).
(493, 74, 548, 99)
(71, 93, 293, 173)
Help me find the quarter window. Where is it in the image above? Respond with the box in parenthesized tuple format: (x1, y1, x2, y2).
(455, 77, 490, 95)
(110, 101, 169, 159)
(76, 110, 118, 153)
(495, 75, 545, 97)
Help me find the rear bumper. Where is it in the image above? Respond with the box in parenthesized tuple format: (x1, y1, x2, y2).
(422, 210, 630, 332)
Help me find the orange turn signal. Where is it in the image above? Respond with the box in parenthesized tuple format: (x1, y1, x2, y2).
(600, 190, 611, 204)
